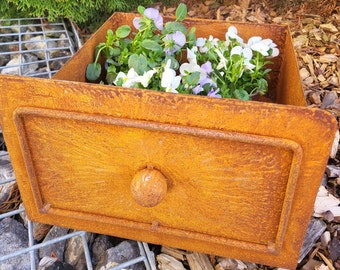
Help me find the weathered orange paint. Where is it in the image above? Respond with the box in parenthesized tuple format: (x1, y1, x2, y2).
(0, 13, 337, 268)
(131, 167, 168, 207)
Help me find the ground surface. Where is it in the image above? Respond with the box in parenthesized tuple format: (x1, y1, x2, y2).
(2, 1, 338, 269)
(147, 1, 340, 269)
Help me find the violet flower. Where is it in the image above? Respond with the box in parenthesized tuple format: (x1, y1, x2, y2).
(192, 85, 204, 94)
(207, 89, 222, 98)
(163, 31, 186, 54)
(133, 8, 164, 30)
(201, 61, 213, 74)
(200, 77, 216, 88)
(132, 17, 141, 30)
(144, 8, 163, 30)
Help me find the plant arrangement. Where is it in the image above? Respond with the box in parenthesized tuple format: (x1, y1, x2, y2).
(86, 4, 279, 100)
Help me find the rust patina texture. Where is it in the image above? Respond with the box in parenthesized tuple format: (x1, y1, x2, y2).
(0, 13, 337, 268)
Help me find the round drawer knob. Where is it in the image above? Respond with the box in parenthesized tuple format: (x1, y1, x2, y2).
(131, 168, 167, 207)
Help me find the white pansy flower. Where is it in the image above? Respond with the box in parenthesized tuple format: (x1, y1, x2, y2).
(180, 48, 201, 75)
(262, 38, 279, 57)
(249, 37, 279, 57)
(114, 68, 139, 88)
(180, 61, 201, 75)
(230, 46, 255, 72)
(215, 48, 228, 70)
(270, 47, 279, 57)
(242, 47, 255, 70)
(161, 60, 181, 93)
(230, 45, 243, 56)
(180, 48, 209, 83)
(197, 35, 219, 53)
(186, 47, 198, 64)
(247, 36, 262, 47)
(208, 35, 219, 47)
(136, 69, 157, 87)
(196, 37, 208, 53)
(244, 62, 255, 71)
(251, 41, 270, 56)
(242, 47, 253, 61)
(196, 37, 206, 47)
(225, 26, 244, 44)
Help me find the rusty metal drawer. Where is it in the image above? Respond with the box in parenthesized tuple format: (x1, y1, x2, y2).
(0, 14, 337, 269)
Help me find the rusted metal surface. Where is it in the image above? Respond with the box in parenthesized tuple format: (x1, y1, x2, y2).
(0, 13, 337, 269)
(131, 167, 168, 207)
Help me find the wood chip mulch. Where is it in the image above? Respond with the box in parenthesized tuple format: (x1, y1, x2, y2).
(149, 1, 340, 269)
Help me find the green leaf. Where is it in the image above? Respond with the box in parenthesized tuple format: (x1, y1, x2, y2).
(187, 27, 196, 45)
(231, 53, 242, 63)
(116, 25, 131, 39)
(137, 5, 145, 14)
(163, 21, 188, 35)
(165, 56, 179, 70)
(96, 42, 106, 50)
(102, 47, 112, 59)
(106, 58, 117, 66)
(256, 78, 268, 95)
(141, 39, 162, 52)
(234, 89, 250, 100)
(128, 54, 148, 75)
(115, 77, 124, 86)
(106, 65, 117, 85)
(175, 3, 187, 21)
(107, 65, 117, 74)
(111, 47, 121, 57)
(187, 71, 200, 85)
(106, 29, 114, 44)
(86, 62, 101, 81)
(262, 68, 272, 75)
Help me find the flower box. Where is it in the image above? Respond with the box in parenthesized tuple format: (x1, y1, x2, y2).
(0, 12, 337, 268)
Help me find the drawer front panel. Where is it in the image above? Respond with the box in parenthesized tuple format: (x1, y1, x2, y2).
(14, 107, 301, 254)
(0, 74, 337, 268)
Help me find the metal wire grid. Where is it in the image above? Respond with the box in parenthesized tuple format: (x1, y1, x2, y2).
(0, 17, 77, 78)
(0, 17, 157, 268)
(0, 143, 156, 270)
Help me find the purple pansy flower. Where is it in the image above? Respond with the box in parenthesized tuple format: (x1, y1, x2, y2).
(172, 31, 186, 47)
(133, 8, 163, 30)
(201, 61, 213, 74)
(132, 17, 141, 30)
(208, 89, 221, 98)
(163, 31, 186, 54)
(199, 77, 216, 88)
(144, 8, 163, 30)
(192, 85, 204, 94)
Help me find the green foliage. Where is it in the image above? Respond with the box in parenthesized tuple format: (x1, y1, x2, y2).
(161, 0, 179, 6)
(86, 3, 279, 100)
(175, 3, 187, 21)
(0, 0, 154, 30)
